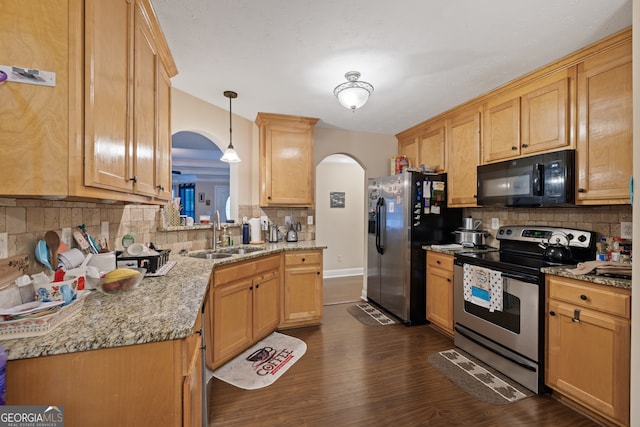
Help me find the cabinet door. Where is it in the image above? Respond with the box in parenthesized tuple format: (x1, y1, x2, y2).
(521, 78, 570, 155)
(182, 333, 202, 427)
(132, 1, 159, 196)
(253, 271, 280, 340)
(425, 253, 453, 336)
(419, 123, 447, 172)
(398, 135, 419, 170)
(155, 65, 173, 200)
(447, 109, 481, 207)
(84, 0, 134, 193)
(212, 278, 253, 366)
(258, 114, 319, 206)
(483, 97, 520, 163)
(547, 300, 630, 425)
(282, 266, 323, 326)
(576, 41, 632, 204)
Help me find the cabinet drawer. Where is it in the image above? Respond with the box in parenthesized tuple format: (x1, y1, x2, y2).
(427, 251, 453, 271)
(285, 251, 322, 266)
(547, 276, 630, 318)
(214, 254, 280, 286)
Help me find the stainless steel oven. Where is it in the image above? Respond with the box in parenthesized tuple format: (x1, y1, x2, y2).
(453, 226, 595, 394)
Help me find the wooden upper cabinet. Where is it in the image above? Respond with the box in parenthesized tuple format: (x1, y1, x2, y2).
(483, 71, 572, 164)
(447, 107, 481, 207)
(0, 0, 176, 203)
(483, 96, 520, 163)
(521, 77, 570, 155)
(576, 39, 632, 205)
(396, 119, 446, 172)
(256, 113, 319, 207)
(397, 134, 419, 170)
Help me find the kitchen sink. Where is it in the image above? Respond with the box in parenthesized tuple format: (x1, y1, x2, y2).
(224, 246, 265, 255)
(188, 251, 234, 260)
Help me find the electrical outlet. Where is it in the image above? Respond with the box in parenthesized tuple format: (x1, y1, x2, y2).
(285, 215, 291, 225)
(491, 218, 500, 230)
(307, 215, 313, 225)
(0, 232, 7, 259)
(620, 222, 632, 239)
(337, 254, 343, 263)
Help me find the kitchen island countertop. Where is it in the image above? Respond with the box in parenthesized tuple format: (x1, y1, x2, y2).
(2, 241, 326, 361)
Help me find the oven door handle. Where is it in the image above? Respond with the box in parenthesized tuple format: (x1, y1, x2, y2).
(454, 324, 537, 372)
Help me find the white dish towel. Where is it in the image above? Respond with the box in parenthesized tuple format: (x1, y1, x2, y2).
(463, 264, 503, 312)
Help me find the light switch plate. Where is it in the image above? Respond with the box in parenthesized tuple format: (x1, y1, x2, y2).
(0, 232, 7, 259)
(491, 218, 500, 230)
(307, 215, 313, 225)
(101, 221, 109, 238)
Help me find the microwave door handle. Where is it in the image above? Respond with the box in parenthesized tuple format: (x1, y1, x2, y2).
(532, 163, 544, 196)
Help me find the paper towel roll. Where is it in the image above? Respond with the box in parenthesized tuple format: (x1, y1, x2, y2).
(248, 218, 262, 243)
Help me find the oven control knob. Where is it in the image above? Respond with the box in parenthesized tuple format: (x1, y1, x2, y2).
(506, 229, 512, 235)
(577, 234, 587, 243)
(498, 229, 505, 235)
(567, 233, 574, 241)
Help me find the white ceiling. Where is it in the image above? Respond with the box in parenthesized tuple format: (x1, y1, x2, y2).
(151, 0, 632, 136)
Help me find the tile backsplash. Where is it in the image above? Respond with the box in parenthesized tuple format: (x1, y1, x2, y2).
(0, 197, 630, 274)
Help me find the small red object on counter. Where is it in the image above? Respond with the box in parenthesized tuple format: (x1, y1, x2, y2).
(53, 268, 66, 282)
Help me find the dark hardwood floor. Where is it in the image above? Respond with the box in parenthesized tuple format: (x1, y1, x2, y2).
(207, 303, 600, 426)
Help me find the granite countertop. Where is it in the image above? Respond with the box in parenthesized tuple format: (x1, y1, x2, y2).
(541, 265, 631, 291)
(2, 241, 326, 361)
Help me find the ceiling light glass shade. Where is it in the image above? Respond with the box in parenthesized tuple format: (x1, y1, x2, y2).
(334, 71, 374, 110)
(221, 90, 241, 163)
(220, 146, 241, 163)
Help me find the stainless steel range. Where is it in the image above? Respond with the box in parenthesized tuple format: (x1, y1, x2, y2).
(453, 225, 596, 393)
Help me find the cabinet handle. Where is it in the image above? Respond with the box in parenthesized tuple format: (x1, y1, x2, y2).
(578, 188, 586, 193)
(155, 185, 165, 191)
(256, 284, 260, 289)
(268, 196, 272, 200)
(249, 285, 253, 290)
(302, 258, 306, 262)
(316, 271, 320, 275)
(436, 260, 441, 264)
(511, 146, 517, 150)
(572, 309, 581, 323)
(579, 294, 587, 301)
(521, 144, 528, 148)
(129, 176, 138, 183)
(549, 311, 556, 316)
(447, 278, 451, 282)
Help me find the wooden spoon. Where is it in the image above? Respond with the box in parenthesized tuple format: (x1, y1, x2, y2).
(44, 231, 61, 270)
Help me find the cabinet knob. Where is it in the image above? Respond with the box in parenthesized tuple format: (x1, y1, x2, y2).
(521, 144, 528, 148)
(249, 286, 253, 290)
(578, 188, 586, 193)
(579, 294, 587, 301)
(316, 271, 320, 275)
(155, 185, 165, 191)
(447, 278, 451, 282)
(511, 146, 517, 151)
(268, 196, 272, 200)
(129, 176, 138, 183)
(549, 311, 556, 316)
(436, 260, 441, 264)
(302, 258, 306, 262)
(256, 284, 260, 289)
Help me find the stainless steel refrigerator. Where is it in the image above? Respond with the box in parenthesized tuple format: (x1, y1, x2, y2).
(367, 171, 461, 325)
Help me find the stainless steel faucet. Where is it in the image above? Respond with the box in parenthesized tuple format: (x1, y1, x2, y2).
(212, 210, 221, 251)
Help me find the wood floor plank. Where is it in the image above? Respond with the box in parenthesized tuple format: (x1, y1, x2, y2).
(207, 303, 600, 426)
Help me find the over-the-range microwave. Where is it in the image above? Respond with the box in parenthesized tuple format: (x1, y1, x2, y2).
(476, 150, 575, 207)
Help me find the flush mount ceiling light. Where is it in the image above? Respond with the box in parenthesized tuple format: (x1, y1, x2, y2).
(220, 90, 241, 163)
(333, 71, 374, 111)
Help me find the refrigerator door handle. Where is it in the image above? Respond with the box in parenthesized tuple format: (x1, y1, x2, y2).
(376, 197, 385, 254)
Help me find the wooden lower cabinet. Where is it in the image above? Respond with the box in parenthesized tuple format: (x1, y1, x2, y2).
(546, 275, 631, 426)
(425, 251, 454, 336)
(206, 254, 281, 370)
(7, 311, 204, 427)
(280, 250, 323, 328)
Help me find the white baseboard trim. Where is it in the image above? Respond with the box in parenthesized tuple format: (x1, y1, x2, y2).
(323, 268, 363, 278)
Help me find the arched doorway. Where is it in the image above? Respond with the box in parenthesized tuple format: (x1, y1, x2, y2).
(316, 153, 366, 304)
(171, 131, 231, 222)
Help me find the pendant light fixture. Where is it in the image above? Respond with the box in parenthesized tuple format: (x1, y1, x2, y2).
(333, 71, 374, 111)
(220, 90, 241, 163)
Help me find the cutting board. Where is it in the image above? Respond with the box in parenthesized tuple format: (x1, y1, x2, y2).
(0, 254, 30, 290)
